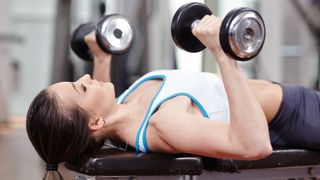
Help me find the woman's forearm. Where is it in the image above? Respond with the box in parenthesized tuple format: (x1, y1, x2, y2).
(84, 31, 113, 82)
(93, 54, 112, 82)
(215, 52, 272, 158)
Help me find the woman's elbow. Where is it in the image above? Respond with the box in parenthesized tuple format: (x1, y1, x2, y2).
(242, 143, 273, 160)
(253, 143, 273, 160)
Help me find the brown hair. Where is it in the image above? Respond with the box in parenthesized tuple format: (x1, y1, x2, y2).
(26, 89, 103, 179)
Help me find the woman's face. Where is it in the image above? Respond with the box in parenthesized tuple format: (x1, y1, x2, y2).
(49, 74, 116, 118)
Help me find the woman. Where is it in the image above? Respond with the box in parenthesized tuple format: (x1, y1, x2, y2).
(26, 15, 320, 179)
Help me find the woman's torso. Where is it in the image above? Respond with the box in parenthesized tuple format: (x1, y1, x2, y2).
(116, 70, 230, 152)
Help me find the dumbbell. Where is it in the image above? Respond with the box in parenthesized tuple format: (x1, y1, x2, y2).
(71, 14, 134, 61)
(171, 2, 266, 61)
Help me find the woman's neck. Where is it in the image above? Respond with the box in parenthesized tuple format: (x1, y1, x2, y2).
(99, 103, 135, 143)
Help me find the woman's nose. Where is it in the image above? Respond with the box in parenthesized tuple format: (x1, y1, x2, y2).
(84, 74, 91, 80)
(77, 74, 92, 83)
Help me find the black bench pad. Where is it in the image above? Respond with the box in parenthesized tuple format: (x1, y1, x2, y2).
(65, 148, 320, 176)
(65, 148, 203, 176)
(203, 149, 320, 173)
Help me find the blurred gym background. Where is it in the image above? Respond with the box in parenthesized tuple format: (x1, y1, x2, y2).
(0, 0, 319, 179)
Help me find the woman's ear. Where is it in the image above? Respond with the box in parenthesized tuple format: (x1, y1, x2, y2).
(88, 117, 105, 131)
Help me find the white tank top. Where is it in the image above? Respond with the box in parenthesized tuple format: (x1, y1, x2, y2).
(116, 70, 230, 152)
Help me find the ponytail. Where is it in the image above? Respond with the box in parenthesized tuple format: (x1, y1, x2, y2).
(43, 164, 63, 180)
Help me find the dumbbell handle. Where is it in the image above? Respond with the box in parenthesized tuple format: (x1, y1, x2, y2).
(190, 20, 201, 31)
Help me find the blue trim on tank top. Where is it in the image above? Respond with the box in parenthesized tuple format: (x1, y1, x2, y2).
(135, 75, 166, 152)
(116, 75, 165, 104)
(141, 92, 209, 152)
(115, 74, 166, 152)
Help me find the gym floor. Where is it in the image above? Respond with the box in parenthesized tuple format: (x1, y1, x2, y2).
(0, 117, 76, 179)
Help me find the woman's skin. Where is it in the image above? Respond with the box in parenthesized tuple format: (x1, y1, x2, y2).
(49, 15, 283, 160)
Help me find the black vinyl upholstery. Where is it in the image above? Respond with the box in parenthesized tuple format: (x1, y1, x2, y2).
(65, 147, 320, 176)
(203, 148, 320, 173)
(65, 148, 202, 176)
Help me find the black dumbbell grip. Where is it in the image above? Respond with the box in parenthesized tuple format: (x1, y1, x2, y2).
(171, 2, 212, 53)
(70, 23, 95, 61)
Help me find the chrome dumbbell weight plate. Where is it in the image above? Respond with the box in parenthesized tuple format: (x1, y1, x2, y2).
(171, 2, 212, 52)
(220, 8, 266, 61)
(96, 14, 134, 55)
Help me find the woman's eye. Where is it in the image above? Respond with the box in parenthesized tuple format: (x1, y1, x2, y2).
(81, 84, 87, 92)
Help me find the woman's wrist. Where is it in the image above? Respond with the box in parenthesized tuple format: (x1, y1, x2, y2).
(94, 54, 112, 64)
(210, 47, 243, 69)
(213, 51, 245, 76)
(210, 48, 232, 65)
(209, 47, 227, 60)
(93, 55, 112, 82)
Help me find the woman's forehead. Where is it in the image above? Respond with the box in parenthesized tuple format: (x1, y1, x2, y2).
(49, 82, 72, 91)
(48, 82, 75, 103)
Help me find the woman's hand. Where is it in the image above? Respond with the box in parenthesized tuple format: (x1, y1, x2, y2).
(84, 31, 112, 61)
(192, 15, 237, 66)
(192, 15, 227, 59)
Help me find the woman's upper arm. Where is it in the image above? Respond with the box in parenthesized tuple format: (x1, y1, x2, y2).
(156, 112, 267, 160)
(154, 111, 234, 158)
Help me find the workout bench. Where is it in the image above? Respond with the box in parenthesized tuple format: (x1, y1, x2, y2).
(65, 146, 320, 180)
